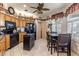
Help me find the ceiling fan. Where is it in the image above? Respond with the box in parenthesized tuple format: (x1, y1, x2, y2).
(31, 3, 50, 14)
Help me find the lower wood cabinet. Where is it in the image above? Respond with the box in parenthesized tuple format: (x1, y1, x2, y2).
(5, 34, 10, 50)
(19, 32, 26, 43)
(0, 36, 5, 56)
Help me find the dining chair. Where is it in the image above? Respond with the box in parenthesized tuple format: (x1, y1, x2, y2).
(56, 34, 71, 56)
(47, 32, 58, 54)
(50, 34, 58, 54)
(46, 32, 51, 51)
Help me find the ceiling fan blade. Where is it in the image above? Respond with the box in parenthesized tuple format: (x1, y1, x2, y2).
(25, 9, 28, 11)
(42, 8, 50, 11)
(31, 7, 37, 9)
(38, 11, 43, 14)
(38, 3, 44, 8)
(33, 10, 38, 13)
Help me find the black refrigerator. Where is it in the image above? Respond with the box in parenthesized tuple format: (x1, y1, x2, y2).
(23, 23, 36, 50)
(25, 23, 36, 40)
(25, 23, 36, 33)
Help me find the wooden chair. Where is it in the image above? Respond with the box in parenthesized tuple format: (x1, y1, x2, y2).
(57, 34, 71, 56)
(46, 32, 51, 51)
(47, 32, 58, 54)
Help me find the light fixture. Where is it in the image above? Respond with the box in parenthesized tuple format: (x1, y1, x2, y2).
(24, 5, 26, 8)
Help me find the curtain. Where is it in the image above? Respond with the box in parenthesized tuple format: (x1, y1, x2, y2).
(51, 12, 64, 19)
(66, 3, 79, 16)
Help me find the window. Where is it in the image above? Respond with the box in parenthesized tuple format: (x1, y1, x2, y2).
(56, 18, 62, 34)
(67, 23, 72, 33)
(51, 19, 57, 32)
(67, 14, 79, 37)
(47, 18, 62, 33)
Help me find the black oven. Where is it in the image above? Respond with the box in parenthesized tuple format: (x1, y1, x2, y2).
(10, 33, 19, 48)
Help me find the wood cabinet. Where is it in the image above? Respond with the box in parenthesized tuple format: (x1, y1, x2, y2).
(11, 17, 16, 23)
(5, 34, 10, 50)
(24, 20, 27, 27)
(0, 36, 5, 56)
(5, 15, 11, 21)
(0, 13, 5, 20)
(0, 13, 5, 27)
(19, 32, 26, 43)
(16, 19, 20, 27)
(0, 12, 28, 27)
(22, 20, 25, 27)
(19, 20, 23, 27)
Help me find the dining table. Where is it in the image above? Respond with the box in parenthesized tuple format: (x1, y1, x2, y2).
(48, 33, 58, 54)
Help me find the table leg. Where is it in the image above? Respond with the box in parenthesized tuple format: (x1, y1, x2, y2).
(51, 42, 52, 54)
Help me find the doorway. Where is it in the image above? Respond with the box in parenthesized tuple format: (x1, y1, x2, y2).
(36, 20, 47, 40)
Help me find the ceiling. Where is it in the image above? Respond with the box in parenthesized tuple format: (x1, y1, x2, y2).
(7, 3, 72, 18)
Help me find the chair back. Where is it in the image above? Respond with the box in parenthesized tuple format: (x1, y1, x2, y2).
(58, 34, 71, 45)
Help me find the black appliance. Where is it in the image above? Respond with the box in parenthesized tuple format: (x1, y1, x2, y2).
(25, 23, 36, 33)
(25, 23, 36, 40)
(5, 21, 19, 48)
(5, 21, 16, 30)
(5, 21, 16, 34)
(10, 33, 19, 48)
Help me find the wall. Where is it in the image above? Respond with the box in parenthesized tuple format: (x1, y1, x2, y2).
(35, 20, 41, 40)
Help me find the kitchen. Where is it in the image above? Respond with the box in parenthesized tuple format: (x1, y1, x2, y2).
(0, 3, 79, 56)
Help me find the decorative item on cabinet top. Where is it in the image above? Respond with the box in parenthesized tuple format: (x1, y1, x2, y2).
(0, 3, 3, 7)
(17, 15, 35, 20)
(0, 3, 4, 11)
(8, 7, 15, 15)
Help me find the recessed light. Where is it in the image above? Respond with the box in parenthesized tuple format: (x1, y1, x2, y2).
(24, 5, 26, 7)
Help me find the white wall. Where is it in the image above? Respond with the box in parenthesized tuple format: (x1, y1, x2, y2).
(35, 20, 42, 40)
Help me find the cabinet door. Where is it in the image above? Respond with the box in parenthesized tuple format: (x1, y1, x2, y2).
(0, 13, 5, 26)
(5, 15, 11, 21)
(11, 17, 16, 23)
(19, 33, 22, 43)
(5, 35, 10, 49)
(22, 32, 26, 42)
(24, 20, 27, 27)
(19, 32, 26, 43)
(16, 19, 20, 27)
(0, 36, 6, 56)
(19, 20, 23, 27)
(23, 20, 25, 27)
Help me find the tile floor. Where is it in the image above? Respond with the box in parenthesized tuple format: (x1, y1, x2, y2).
(4, 39, 78, 56)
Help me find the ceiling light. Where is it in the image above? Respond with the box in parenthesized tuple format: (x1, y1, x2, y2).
(24, 5, 26, 7)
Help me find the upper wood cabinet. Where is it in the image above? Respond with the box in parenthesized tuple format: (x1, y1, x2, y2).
(5, 15, 11, 21)
(0, 13, 5, 20)
(11, 17, 16, 22)
(0, 12, 28, 27)
(0, 13, 5, 26)
(16, 19, 20, 27)
(19, 20, 23, 27)
(22, 20, 26, 27)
